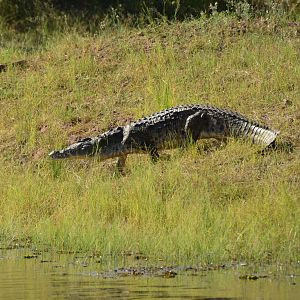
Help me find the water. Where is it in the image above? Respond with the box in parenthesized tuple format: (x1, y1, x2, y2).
(0, 248, 299, 299)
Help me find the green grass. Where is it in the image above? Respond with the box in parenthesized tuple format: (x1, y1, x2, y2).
(0, 14, 299, 264)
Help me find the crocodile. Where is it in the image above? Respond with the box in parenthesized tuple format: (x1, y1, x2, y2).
(49, 104, 279, 171)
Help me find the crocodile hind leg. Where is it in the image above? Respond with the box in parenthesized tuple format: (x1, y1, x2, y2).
(184, 111, 229, 154)
(184, 111, 210, 142)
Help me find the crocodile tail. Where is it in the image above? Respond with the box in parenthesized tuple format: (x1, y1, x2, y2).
(230, 119, 279, 146)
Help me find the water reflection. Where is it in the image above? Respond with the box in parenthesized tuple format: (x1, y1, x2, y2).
(0, 248, 299, 299)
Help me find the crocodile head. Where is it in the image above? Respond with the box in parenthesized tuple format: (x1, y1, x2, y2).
(49, 138, 96, 159)
(49, 127, 125, 160)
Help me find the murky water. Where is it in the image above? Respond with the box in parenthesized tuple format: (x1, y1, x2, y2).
(0, 248, 299, 299)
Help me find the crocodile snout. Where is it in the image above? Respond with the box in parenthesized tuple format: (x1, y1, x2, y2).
(49, 150, 71, 159)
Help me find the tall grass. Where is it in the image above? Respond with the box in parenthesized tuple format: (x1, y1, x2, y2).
(0, 14, 299, 263)
(0, 1, 299, 33)
(0, 145, 299, 263)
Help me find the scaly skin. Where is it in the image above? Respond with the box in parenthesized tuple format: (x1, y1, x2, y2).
(49, 104, 279, 171)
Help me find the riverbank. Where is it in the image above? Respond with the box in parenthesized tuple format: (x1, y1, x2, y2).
(0, 13, 299, 264)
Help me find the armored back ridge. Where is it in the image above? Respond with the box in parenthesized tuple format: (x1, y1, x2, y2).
(49, 104, 279, 171)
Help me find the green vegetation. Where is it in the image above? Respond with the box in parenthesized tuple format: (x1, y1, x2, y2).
(0, 8, 299, 264)
(0, 0, 299, 32)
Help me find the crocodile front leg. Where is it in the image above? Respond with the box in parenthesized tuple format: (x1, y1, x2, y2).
(122, 126, 160, 164)
(116, 155, 128, 173)
(149, 147, 159, 162)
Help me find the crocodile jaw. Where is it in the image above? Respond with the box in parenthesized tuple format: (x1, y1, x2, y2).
(49, 149, 75, 159)
(49, 128, 126, 160)
(49, 140, 96, 159)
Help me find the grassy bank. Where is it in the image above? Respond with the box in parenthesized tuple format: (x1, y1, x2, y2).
(0, 14, 299, 264)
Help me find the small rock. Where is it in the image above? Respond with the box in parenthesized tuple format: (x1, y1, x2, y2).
(239, 275, 259, 280)
(163, 270, 177, 278)
(283, 99, 293, 107)
(24, 255, 38, 259)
